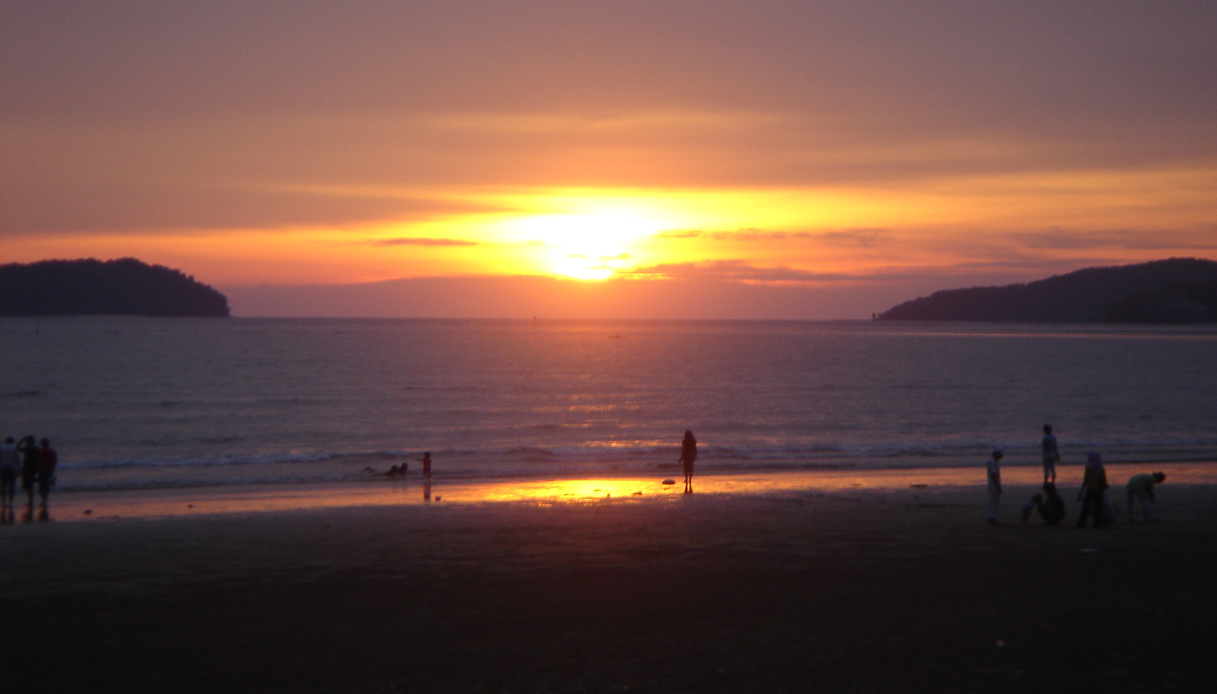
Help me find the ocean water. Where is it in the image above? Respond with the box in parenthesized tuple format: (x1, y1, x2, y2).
(1, 317, 1214, 491)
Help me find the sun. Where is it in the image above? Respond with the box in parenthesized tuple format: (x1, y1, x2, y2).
(508, 209, 666, 280)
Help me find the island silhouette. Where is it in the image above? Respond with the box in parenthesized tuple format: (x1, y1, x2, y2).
(0, 258, 229, 317)
(877, 258, 1217, 324)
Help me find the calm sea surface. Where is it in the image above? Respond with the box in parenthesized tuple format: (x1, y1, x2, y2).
(2, 317, 1214, 490)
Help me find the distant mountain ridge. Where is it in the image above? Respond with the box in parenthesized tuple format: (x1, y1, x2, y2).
(0, 258, 229, 317)
(877, 258, 1217, 323)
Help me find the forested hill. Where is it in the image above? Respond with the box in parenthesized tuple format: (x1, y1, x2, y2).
(0, 258, 230, 317)
(877, 258, 1217, 324)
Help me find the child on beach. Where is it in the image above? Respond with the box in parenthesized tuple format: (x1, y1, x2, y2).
(1021, 493, 1044, 524)
(1126, 472, 1166, 524)
(421, 452, 432, 481)
(1041, 424, 1060, 484)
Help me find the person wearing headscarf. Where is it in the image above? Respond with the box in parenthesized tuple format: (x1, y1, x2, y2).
(1076, 451, 1110, 527)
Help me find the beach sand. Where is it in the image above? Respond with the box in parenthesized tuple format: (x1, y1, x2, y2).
(4, 466, 1217, 693)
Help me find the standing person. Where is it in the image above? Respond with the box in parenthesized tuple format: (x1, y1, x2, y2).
(1076, 451, 1109, 528)
(0, 437, 18, 510)
(985, 448, 1003, 525)
(1126, 472, 1166, 524)
(680, 430, 697, 493)
(421, 451, 432, 481)
(36, 438, 57, 510)
(1041, 424, 1060, 484)
(17, 435, 38, 507)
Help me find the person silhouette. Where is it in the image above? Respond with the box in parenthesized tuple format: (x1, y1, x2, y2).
(985, 448, 1003, 525)
(36, 438, 57, 513)
(680, 430, 697, 493)
(1126, 472, 1166, 524)
(0, 436, 17, 510)
(1021, 493, 1044, 524)
(1039, 483, 1066, 525)
(17, 436, 37, 512)
(1076, 452, 1109, 528)
(1041, 424, 1060, 484)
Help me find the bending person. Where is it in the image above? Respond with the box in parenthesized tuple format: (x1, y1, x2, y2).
(1126, 472, 1166, 524)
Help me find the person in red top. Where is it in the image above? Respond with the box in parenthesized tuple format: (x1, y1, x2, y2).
(36, 438, 57, 509)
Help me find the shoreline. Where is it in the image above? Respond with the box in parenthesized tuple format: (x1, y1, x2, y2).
(56, 445, 1217, 486)
(15, 460, 1216, 524)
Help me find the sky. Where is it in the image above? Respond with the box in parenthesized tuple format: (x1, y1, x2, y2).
(3, 1, 1216, 318)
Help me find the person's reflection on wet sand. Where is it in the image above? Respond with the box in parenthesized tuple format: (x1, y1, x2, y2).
(423, 481, 432, 502)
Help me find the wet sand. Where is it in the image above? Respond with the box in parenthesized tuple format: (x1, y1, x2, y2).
(4, 466, 1217, 693)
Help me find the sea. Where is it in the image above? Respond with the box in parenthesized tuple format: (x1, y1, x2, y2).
(2, 317, 1214, 492)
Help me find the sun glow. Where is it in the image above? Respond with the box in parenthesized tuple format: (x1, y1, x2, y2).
(501, 208, 669, 280)
(44, 170, 1216, 291)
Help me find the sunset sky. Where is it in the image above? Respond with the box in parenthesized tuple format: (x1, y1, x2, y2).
(3, 1, 1215, 318)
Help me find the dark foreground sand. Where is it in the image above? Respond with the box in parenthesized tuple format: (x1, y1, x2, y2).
(4, 472, 1217, 693)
